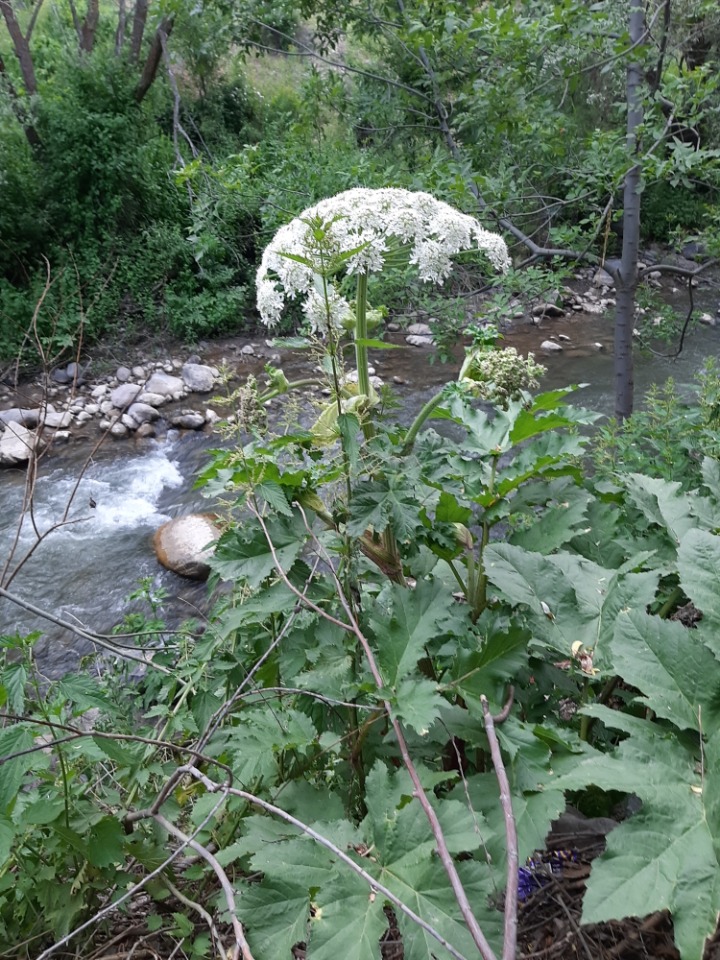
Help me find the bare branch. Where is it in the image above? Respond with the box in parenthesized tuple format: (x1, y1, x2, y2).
(24, 0, 45, 43)
(481, 692, 518, 960)
(187, 767, 472, 960)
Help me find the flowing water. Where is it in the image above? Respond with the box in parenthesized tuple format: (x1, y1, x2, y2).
(1, 303, 719, 676)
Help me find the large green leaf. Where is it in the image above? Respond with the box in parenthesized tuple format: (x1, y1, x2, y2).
(623, 473, 695, 545)
(554, 705, 720, 960)
(310, 872, 388, 960)
(610, 610, 720, 734)
(241, 877, 311, 958)
(0, 725, 37, 814)
(509, 481, 593, 554)
(484, 543, 658, 664)
(677, 528, 720, 628)
(210, 513, 307, 588)
(348, 475, 426, 541)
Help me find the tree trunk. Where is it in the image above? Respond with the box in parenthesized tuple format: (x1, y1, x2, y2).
(129, 0, 148, 63)
(0, 0, 37, 94)
(80, 0, 99, 53)
(0, 52, 40, 146)
(613, 0, 645, 420)
(115, 0, 126, 55)
(134, 16, 173, 103)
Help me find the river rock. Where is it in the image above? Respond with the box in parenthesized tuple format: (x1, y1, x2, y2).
(153, 514, 221, 580)
(66, 362, 86, 384)
(111, 383, 142, 409)
(171, 411, 206, 430)
(131, 365, 147, 379)
(0, 422, 38, 466)
(75, 410, 93, 424)
(0, 408, 40, 427)
(540, 340, 563, 353)
(145, 372, 184, 398)
(91, 385, 109, 400)
(593, 268, 614, 288)
(407, 322, 433, 336)
(136, 422, 156, 438)
(406, 334, 434, 348)
(121, 413, 138, 430)
(240, 344, 255, 356)
(41, 408, 73, 429)
(116, 366, 132, 382)
(136, 391, 168, 408)
(532, 302, 565, 318)
(699, 312, 716, 326)
(110, 422, 128, 437)
(127, 402, 161, 425)
(182, 363, 217, 393)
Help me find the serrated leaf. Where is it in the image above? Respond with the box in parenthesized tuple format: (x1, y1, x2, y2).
(0, 818, 14, 867)
(337, 413, 361, 468)
(485, 543, 658, 665)
(1, 663, 26, 713)
(623, 473, 695, 544)
(88, 817, 125, 868)
(394, 676, 444, 735)
(211, 513, 306, 588)
(553, 705, 720, 959)
(370, 579, 458, 686)
(611, 610, 720, 734)
(509, 485, 592, 553)
(256, 481, 293, 516)
(348, 476, 424, 541)
(0, 725, 35, 814)
(241, 878, 310, 958)
(309, 872, 386, 960)
(677, 528, 720, 627)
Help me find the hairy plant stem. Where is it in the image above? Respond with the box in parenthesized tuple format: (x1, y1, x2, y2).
(259, 377, 322, 403)
(354, 271, 372, 402)
(402, 388, 448, 452)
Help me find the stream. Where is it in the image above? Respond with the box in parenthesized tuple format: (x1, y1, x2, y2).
(1, 303, 719, 677)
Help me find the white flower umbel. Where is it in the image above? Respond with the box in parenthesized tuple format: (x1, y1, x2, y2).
(256, 187, 510, 332)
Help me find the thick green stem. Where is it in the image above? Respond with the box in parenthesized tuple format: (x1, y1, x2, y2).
(402, 388, 448, 453)
(259, 378, 322, 403)
(354, 271, 371, 400)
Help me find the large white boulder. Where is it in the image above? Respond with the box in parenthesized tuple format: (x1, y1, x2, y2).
(153, 514, 221, 580)
(0, 422, 39, 466)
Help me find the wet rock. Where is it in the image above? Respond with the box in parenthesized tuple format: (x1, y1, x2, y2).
(593, 268, 615, 288)
(171, 411, 206, 430)
(182, 362, 217, 393)
(0, 408, 40, 428)
(145, 372, 184, 398)
(699, 312, 716, 327)
(532, 302, 565, 318)
(407, 322, 433, 337)
(111, 383, 142, 409)
(136, 422, 156, 438)
(240, 344, 255, 356)
(75, 411, 93, 424)
(110, 422, 128, 438)
(406, 334, 435, 348)
(136, 391, 168, 408)
(540, 339, 563, 353)
(127, 402, 161, 424)
(0, 422, 39, 466)
(42, 407, 73, 429)
(153, 514, 221, 580)
(593, 342, 605, 351)
(51, 367, 73, 385)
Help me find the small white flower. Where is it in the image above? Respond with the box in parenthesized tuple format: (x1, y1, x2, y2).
(256, 188, 510, 328)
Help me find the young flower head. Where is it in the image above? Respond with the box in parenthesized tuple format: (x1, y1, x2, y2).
(256, 187, 510, 333)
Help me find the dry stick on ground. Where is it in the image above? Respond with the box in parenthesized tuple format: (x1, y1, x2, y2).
(248, 501, 510, 960)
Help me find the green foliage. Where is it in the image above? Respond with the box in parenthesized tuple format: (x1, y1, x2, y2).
(592, 359, 720, 489)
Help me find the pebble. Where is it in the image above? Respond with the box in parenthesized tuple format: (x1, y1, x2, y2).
(116, 366, 131, 382)
(541, 340, 563, 352)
